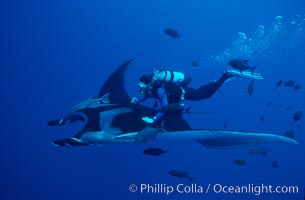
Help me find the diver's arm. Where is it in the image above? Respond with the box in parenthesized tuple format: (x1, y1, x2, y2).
(142, 87, 168, 123)
(137, 95, 149, 103)
(152, 87, 168, 121)
(131, 94, 148, 104)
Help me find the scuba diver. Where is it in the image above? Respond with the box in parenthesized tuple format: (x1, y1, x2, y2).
(131, 69, 263, 123)
(131, 69, 191, 123)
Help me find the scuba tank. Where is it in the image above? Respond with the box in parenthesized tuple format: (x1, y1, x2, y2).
(153, 69, 191, 86)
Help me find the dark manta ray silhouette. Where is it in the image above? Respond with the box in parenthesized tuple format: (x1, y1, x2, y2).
(48, 59, 190, 146)
(48, 59, 299, 148)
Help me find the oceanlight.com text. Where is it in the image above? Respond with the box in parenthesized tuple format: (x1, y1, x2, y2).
(212, 183, 299, 196)
(129, 183, 299, 196)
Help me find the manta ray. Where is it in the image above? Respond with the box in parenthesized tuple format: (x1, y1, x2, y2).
(48, 59, 299, 148)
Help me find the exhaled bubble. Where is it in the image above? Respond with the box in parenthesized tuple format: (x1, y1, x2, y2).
(208, 14, 305, 63)
(254, 25, 265, 38)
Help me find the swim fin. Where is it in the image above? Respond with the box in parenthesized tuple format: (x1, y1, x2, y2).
(226, 69, 264, 81)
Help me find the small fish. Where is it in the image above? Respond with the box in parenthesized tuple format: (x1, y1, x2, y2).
(259, 115, 266, 122)
(266, 102, 272, 107)
(284, 80, 295, 87)
(275, 80, 283, 87)
(233, 159, 247, 166)
(284, 129, 295, 139)
(247, 80, 255, 96)
(192, 60, 199, 67)
(168, 169, 195, 182)
(143, 148, 167, 156)
(273, 80, 283, 92)
(160, 104, 191, 115)
(294, 83, 301, 91)
(280, 105, 290, 111)
(163, 28, 181, 39)
(248, 147, 269, 156)
(293, 111, 303, 123)
(228, 59, 257, 74)
(272, 161, 280, 168)
(223, 123, 228, 129)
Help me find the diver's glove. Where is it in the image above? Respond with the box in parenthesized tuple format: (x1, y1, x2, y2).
(142, 116, 154, 124)
(131, 97, 139, 104)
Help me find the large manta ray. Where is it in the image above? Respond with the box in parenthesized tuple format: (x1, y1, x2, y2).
(48, 59, 299, 148)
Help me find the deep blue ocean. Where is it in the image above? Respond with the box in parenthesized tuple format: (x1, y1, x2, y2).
(1, 0, 305, 199)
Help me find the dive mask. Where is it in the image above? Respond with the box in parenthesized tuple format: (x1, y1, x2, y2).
(138, 82, 147, 94)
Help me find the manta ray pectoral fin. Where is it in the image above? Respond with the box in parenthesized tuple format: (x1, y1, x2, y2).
(157, 129, 300, 148)
(114, 132, 138, 142)
(114, 129, 160, 144)
(98, 58, 135, 104)
(53, 138, 89, 147)
(48, 118, 64, 126)
(194, 130, 300, 148)
(115, 132, 138, 139)
(48, 112, 87, 127)
(99, 93, 109, 104)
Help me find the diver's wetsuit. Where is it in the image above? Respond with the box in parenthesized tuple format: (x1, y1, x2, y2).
(138, 87, 168, 121)
(183, 72, 231, 101)
(138, 72, 232, 121)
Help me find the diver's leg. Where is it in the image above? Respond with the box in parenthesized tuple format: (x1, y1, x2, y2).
(184, 72, 232, 101)
(182, 74, 192, 86)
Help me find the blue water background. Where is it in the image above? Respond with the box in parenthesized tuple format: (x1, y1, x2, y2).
(1, 0, 305, 199)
